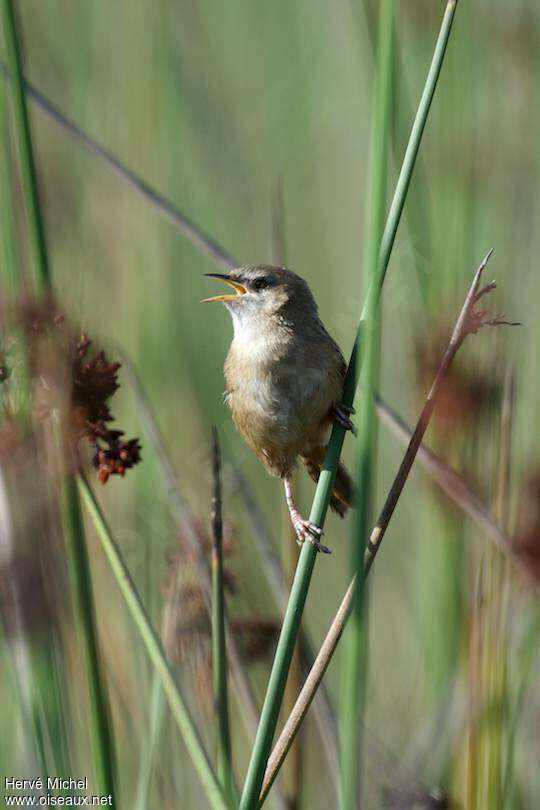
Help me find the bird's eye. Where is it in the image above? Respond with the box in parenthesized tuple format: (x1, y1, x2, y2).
(251, 278, 269, 292)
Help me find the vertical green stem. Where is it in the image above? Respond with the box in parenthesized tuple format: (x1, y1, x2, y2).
(339, 0, 394, 806)
(62, 473, 116, 800)
(239, 4, 459, 808)
(480, 374, 513, 807)
(0, 3, 63, 777)
(361, 0, 433, 310)
(3, 2, 117, 793)
(0, 70, 17, 295)
(211, 429, 236, 807)
(0, 11, 30, 408)
(62, 473, 116, 789)
(364, 0, 458, 317)
(271, 176, 305, 810)
(0, 0, 51, 290)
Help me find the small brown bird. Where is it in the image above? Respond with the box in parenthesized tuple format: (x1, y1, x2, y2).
(203, 265, 354, 553)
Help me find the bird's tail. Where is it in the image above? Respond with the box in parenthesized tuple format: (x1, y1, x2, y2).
(301, 446, 355, 517)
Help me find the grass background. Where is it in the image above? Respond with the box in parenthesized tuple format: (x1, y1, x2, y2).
(2, 1, 539, 808)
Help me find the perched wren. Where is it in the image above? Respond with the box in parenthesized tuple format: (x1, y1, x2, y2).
(203, 265, 354, 553)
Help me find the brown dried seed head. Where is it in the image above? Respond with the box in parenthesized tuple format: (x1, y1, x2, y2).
(72, 336, 120, 430)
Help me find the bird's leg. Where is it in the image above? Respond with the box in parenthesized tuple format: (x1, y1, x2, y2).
(283, 477, 331, 554)
(332, 402, 357, 435)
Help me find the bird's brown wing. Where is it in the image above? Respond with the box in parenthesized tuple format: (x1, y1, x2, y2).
(313, 319, 347, 389)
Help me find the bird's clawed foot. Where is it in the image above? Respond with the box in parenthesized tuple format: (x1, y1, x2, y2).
(332, 402, 357, 435)
(284, 477, 332, 553)
(291, 513, 332, 554)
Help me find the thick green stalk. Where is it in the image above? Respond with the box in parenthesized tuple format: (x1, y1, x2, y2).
(239, 4, 459, 808)
(0, 13, 30, 409)
(62, 474, 116, 801)
(77, 474, 229, 810)
(361, 0, 433, 310)
(0, 50, 31, 408)
(0, 72, 17, 295)
(3, 3, 117, 792)
(364, 0, 458, 316)
(0, 8, 65, 781)
(0, 0, 51, 290)
(339, 0, 394, 805)
(211, 429, 236, 807)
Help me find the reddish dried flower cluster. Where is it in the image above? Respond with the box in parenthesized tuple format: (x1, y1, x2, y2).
(72, 335, 119, 427)
(92, 432, 142, 484)
(0, 300, 142, 485)
(72, 335, 141, 483)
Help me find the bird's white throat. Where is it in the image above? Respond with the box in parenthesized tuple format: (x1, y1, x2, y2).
(228, 305, 285, 364)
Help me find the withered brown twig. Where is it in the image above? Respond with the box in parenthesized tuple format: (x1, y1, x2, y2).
(374, 396, 513, 557)
(365, 249, 518, 571)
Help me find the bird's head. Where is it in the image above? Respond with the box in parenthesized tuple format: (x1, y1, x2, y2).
(202, 265, 318, 326)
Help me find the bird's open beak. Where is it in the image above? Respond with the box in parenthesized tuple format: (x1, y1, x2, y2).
(201, 273, 248, 303)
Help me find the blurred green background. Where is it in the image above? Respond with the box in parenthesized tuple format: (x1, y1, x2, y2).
(1, 1, 539, 808)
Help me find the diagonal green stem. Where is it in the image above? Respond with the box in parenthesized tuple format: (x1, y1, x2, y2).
(239, 4, 459, 808)
(0, 0, 51, 290)
(77, 473, 229, 810)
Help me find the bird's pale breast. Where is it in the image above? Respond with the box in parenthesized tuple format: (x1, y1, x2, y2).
(224, 326, 343, 477)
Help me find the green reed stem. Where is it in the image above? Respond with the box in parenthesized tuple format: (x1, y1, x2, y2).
(0, 50, 31, 409)
(339, 0, 394, 805)
(62, 474, 116, 801)
(239, 4, 459, 808)
(362, 0, 433, 310)
(211, 429, 236, 807)
(3, 1, 118, 791)
(77, 473, 229, 810)
(0, 72, 17, 295)
(2, 2, 117, 789)
(0, 0, 51, 290)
